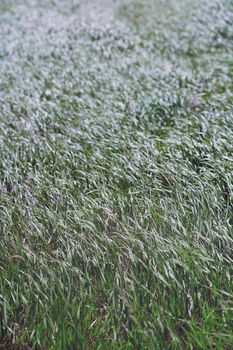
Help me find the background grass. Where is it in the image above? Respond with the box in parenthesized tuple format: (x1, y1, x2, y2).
(0, 0, 233, 348)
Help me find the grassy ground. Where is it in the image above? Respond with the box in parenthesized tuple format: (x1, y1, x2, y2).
(0, 0, 233, 348)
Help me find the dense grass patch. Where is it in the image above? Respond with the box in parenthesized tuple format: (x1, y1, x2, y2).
(0, 0, 233, 348)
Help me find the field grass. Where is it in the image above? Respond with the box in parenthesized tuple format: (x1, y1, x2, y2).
(0, 0, 233, 348)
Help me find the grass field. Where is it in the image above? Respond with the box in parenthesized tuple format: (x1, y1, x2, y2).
(0, 0, 233, 348)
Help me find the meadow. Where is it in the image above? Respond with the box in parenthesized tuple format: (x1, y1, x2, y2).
(0, 0, 233, 348)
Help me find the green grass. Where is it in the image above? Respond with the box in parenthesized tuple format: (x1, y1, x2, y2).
(0, 0, 233, 348)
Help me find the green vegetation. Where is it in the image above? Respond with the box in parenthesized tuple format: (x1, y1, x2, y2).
(0, 0, 233, 348)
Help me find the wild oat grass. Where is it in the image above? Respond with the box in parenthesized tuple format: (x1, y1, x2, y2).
(0, 0, 233, 348)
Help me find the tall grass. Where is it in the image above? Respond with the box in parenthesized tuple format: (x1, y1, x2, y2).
(0, 0, 233, 348)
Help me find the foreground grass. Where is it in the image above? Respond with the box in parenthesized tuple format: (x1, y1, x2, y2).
(0, 0, 233, 348)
